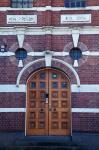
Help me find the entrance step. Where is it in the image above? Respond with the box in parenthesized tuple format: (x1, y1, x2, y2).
(8, 145, 81, 150)
(21, 136, 71, 142)
(7, 136, 82, 150)
(8, 143, 81, 150)
(14, 136, 72, 145)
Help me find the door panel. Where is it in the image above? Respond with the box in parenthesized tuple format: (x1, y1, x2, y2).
(48, 70, 71, 135)
(26, 70, 49, 135)
(26, 68, 71, 136)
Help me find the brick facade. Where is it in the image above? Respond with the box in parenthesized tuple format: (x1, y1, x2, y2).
(0, 10, 99, 27)
(0, 0, 99, 7)
(0, 0, 99, 134)
(72, 113, 99, 132)
(0, 113, 25, 131)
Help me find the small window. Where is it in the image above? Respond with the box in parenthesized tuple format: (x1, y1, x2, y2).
(15, 48, 27, 60)
(69, 47, 82, 60)
(65, 0, 86, 8)
(11, 0, 33, 8)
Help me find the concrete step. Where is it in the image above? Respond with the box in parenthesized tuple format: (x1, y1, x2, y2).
(6, 136, 82, 150)
(14, 136, 72, 146)
(8, 145, 81, 150)
(8, 141, 81, 150)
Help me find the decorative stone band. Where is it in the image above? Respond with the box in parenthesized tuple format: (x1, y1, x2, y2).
(0, 108, 26, 112)
(1, 51, 99, 57)
(0, 6, 99, 11)
(0, 26, 99, 50)
(1, 26, 99, 35)
(0, 26, 99, 51)
(0, 108, 99, 113)
(0, 84, 99, 92)
(72, 108, 99, 113)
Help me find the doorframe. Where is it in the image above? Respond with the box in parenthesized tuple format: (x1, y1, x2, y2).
(25, 67, 72, 136)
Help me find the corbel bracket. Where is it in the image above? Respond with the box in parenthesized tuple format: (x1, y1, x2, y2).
(72, 29, 80, 47)
(15, 27, 26, 48)
(44, 50, 54, 67)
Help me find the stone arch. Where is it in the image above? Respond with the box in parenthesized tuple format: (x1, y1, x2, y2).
(16, 58, 80, 87)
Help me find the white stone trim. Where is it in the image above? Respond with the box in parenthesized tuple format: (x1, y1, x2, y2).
(27, 51, 69, 57)
(18, 60, 24, 68)
(52, 27, 99, 35)
(0, 85, 26, 92)
(0, 108, 26, 112)
(16, 58, 45, 86)
(0, 52, 14, 56)
(83, 51, 99, 56)
(0, 6, 99, 11)
(53, 58, 80, 87)
(17, 34, 25, 48)
(1, 51, 99, 57)
(71, 84, 99, 92)
(72, 29, 80, 47)
(72, 108, 99, 113)
(1, 26, 99, 36)
(27, 51, 44, 56)
(73, 60, 79, 67)
(0, 84, 99, 92)
(44, 51, 53, 67)
(16, 58, 80, 87)
(0, 108, 99, 113)
(16, 27, 25, 48)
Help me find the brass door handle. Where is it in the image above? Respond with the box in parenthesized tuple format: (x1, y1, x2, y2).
(40, 108, 44, 112)
(51, 108, 56, 112)
(53, 108, 56, 112)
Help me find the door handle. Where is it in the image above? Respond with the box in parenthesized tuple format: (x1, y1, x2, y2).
(46, 93, 49, 98)
(40, 108, 44, 112)
(45, 93, 49, 103)
(53, 108, 56, 112)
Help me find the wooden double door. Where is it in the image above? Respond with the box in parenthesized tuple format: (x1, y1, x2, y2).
(26, 68, 71, 136)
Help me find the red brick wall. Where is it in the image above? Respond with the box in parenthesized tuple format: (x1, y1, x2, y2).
(0, 93, 26, 108)
(0, 113, 99, 132)
(72, 93, 99, 108)
(0, 0, 10, 7)
(72, 113, 99, 133)
(0, 0, 99, 7)
(0, 113, 25, 131)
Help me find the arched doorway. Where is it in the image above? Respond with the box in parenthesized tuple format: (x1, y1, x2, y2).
(26, 68, 71, 136)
